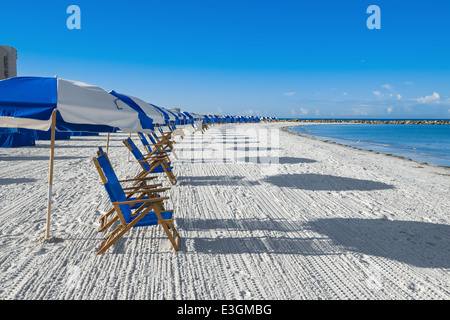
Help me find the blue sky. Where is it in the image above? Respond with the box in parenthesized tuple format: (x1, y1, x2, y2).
(2, 0, 450, 118)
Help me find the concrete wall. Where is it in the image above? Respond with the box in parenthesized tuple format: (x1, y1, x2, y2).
(0, 46, 17, 80)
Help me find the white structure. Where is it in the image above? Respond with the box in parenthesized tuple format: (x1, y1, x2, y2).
(0, 46, 17, 80)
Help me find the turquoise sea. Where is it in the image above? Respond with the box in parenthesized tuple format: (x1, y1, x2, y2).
(287, 122, 450, 167)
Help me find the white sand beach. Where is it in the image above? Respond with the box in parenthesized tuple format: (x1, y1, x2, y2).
(0, 121, 449, 300)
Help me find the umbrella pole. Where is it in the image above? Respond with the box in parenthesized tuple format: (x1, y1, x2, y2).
(106, 133, 110, 154)
(128, 133, 131, 161)
(45, 110, 57, 239)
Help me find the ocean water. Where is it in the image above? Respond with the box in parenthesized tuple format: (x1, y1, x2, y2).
(288, 123, 450, 167)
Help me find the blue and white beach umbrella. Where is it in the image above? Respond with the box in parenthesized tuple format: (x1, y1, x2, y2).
(0, 76, 156, 239)
(191, 112, 204, 121)
(160, 108, 179, 129)
(169, 109, 188, 126)
(109, 91, 167, 126)
(182, 111, 194, 124)
(0, 77, 154, 133)
(163, 108, 179, 122)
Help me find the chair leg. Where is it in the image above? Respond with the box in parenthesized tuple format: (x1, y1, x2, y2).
(98, 207, 116, 232)
(99, 213, 119, 232)
(171, 149, 179, 160)
(156, 214, 180, 252)
(97, 224, 124, 254)
(164, 166, 177, 185)
(96, 206, 154, 255)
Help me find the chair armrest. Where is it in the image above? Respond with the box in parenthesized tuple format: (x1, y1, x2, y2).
(119, 176, 157, 183)
(122, 183, 163, 190)
(124, 187, 170, 194)
(113, 197, 169, 205)
(146, 142, 167, 146)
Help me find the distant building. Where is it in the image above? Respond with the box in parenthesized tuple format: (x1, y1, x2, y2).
(0, 46, 17, 80)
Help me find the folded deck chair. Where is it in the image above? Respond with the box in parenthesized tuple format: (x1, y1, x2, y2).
(124, 137, 177, 186)
(93, 148, 179, 255)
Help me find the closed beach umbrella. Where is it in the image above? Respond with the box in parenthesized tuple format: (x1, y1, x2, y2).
(0, 76, 155, 239)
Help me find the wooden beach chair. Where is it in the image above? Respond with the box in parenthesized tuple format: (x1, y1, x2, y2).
(151, 129, 179, 151)
(93, 148, 179, 255)
(192, 122, 204, 135)
(96, 147, 167, 232)
(155, 124, 175, 138)
(124, 137, 177, 186)
(138, 132, 178, 160)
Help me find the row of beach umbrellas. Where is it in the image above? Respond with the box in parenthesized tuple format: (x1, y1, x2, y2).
(0, 76, 277, 239)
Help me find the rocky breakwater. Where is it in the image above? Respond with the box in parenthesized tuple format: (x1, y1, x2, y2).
(281, 119, 450, 125)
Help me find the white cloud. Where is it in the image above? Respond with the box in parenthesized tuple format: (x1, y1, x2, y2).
(352, 108, 368, 116)
(397, 94, 402, 100)
(415, 92, 440, 104)
(283, 92, 296, 96)
(404, 81, 414, 86)
(300, 108, 309, 115)
(373, 90, 382, 97)
(315, 110, 321, 116)
(387, 107, 393, 114)
(343, 92, 348, 96)
(373, 85, 398, 99)
(290, 109, 296, 116)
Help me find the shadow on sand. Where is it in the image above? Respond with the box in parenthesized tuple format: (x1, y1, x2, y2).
(177, 218, 337, 255)
(0, 155, 86, 161)
(178, 175, 260, 186)
(236, 156, 316, 165)
(262, 173, 394, 191)
(0, 177, 37, 185)
(178, 218, 304, 232)
(177, 217, 450, 267)
(307, 218, 450, 268)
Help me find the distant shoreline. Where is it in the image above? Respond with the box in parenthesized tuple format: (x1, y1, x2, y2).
(280, 123, 450, 169)
(278, 119, 450, 125)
